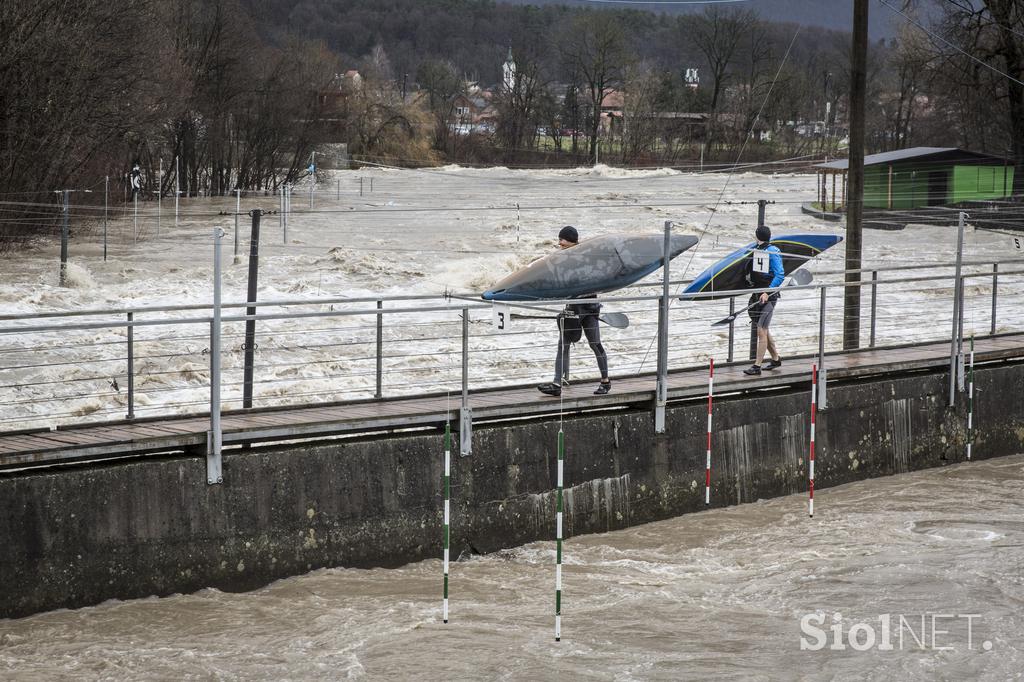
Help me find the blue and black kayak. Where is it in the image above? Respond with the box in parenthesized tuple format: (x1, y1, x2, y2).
(483, 233, 699, 301)
(681, 233, 843, 301)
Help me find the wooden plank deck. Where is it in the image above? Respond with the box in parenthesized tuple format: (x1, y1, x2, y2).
(2, 334, 1022, 469)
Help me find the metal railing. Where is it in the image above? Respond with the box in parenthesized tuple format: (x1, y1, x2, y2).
(1, 223, 1022, 482)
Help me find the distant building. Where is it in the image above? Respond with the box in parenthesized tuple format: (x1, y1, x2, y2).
(813, 147, 1015, 212)
(684, 68, 699, 89)
(451, 88, 497, 135)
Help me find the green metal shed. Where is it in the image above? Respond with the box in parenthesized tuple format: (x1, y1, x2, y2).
(814, 147, 1014, 211)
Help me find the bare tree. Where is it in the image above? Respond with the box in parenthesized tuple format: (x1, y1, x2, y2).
(560, 12, 628, 164)
(729, 16, 774, 148)
(415, 59, 465, 155)
(686, 6, 758, 146)
(880, 23, 931, 150)
(494, 45, 552, 163)
(620, 62, 661, 164)
(931, 0, 1024, 195)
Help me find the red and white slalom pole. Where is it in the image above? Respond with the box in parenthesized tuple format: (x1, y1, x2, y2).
(705, 358, 714, 505)
(967, 336, 975, 461)
(809, 364, 817, 518)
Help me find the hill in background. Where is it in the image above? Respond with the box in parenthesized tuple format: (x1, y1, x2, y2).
(497, 0, 905, 39)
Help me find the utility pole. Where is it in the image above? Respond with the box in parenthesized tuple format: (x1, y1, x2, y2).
(56, 188, 92, 285)
(843, 0, 868, 350)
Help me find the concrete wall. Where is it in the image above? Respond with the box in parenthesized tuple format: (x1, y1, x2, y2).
(2, 363, 1023, 619)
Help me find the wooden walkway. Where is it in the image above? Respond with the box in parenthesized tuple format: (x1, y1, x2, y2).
(2, 334, 1023, 470)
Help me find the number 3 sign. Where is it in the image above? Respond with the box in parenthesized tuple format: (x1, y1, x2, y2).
(492, 303, 512, 332)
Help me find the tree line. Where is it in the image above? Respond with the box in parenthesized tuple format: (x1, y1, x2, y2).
(249, 0, 1021, 193)
(0, 0, 337, 249)
(1, 0, 1021, 250)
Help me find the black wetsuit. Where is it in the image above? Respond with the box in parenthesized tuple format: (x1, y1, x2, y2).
(553, 297, 608, 383)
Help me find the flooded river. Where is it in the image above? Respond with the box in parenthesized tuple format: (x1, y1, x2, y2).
(2, 454, 1022, 680)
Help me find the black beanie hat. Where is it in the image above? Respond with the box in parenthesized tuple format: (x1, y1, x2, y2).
(755, 225, 771, 242)
(558, 225, 579, 243)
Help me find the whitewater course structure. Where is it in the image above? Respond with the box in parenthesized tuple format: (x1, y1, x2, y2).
(1, 216, 1024, 632)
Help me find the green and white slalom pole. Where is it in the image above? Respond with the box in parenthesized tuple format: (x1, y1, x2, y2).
(443, 421, 451, 623)
(555, 428, 564, 641)
(967, 336, 975, 461)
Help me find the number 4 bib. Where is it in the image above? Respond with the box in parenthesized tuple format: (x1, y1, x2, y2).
(752, 251, 770, 274)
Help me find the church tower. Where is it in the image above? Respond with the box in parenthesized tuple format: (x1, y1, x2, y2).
(502, 47, 516, 92)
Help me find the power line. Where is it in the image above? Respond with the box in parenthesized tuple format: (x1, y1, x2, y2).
(879, 0, 1024, 87)
(935, 0, 1024, 42)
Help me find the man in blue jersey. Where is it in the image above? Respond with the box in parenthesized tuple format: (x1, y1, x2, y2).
(743, 225, 784, 376)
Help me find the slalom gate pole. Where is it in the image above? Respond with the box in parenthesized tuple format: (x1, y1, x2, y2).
(705, 358, 714, 505)
(555, 428, 564, 642)
(967, 336, 974, 461)
(809, 364, 817, 518)
(443, 421, 451, 623)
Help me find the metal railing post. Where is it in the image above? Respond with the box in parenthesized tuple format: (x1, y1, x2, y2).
(375, 300, 383, 399)
(991, 262, 999, 335)
(869, 270, 877, 348)
(460, 307, 472, 455)
(126, 311, 135, 419)
(949, 212, 966, 406)
(727, 298, 735, 363)
(818, 285, 827, 410)
(283, 184, 289, 244)
(654, 221, 671, 433)
(59, 190, 69, 286)
(208, 227, 224, 484)
(233, 189, 240, 259)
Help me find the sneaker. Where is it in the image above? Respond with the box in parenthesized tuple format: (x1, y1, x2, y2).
(537, 383, 562, 397)
(763, 358, 783, 370)
(594, 380, 611, 395)
(743, 365, 762, 376)
(561, 377, 571, 387)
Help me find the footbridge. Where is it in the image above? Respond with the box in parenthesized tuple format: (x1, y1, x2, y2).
(2, 256, 1024, 618)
